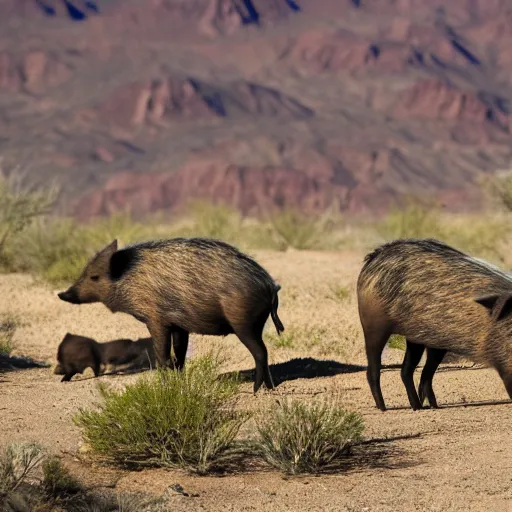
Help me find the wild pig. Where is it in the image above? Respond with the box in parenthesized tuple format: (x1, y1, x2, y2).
(57, 238, 284, 392)
(54, 333, 101, 382)
(55, 334, 156, 381)
(357, 238, 512, 411)
(101, 337, 155, 372)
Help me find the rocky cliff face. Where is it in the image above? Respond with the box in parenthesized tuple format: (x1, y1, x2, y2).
(0, 0, 511, 218)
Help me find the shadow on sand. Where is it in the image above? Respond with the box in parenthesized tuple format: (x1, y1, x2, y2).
(0, 354, 49, 381)
(222, 357, 366, 387)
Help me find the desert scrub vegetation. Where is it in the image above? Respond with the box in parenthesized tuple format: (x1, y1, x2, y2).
(376, 196, 511, 265)
(0, 172, 58, 269)
(0, 442, 151, 511)
(3, 176, 512, 284)
(4, 213, 155, 285)
(253, 397, 364, 475)
(0, 313, 20, 356)
(74, 355, 248, 474)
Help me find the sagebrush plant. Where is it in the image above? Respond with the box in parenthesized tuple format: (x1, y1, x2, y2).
(254, 397, 364, 475)
(269, 209, 340, 250)
(74, 355, 249, 473)
(0, 171, 58, 268)
(485, 170, 512, 213)
(0, 443, 150, 512)
(376, 196, 443, 241)
(0, 313, 19, 356)
(6, 213, 155, 285)
(0, 442, 45, 496)
(42, 456, 83, 499)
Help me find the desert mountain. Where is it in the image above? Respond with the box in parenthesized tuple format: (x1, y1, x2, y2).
(0, 0, 511, 217)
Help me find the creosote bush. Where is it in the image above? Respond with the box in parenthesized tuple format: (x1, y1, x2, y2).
(254, 397, 364, 475)
(74, 355, 248, 474)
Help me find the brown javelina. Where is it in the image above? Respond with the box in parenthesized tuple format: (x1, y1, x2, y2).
(357, 238, 512, 411)
(100, 337, 155, 372)
(57, 238, 284, 392)
(54, 333, 101, 382)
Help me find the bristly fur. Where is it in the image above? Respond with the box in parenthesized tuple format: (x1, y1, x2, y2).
(358, 237, 512, 410)
(58, 237, 284, 392)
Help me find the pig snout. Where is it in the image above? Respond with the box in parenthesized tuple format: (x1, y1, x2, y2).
(58, 288, 80, 304)
(53, 364, 64, 375)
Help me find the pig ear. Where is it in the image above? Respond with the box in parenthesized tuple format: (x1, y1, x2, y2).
(107, 239, 118, 252)
(475, 294, 512, 321)
(98, 239, 118, 257)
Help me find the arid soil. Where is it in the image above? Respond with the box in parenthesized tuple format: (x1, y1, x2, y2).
(1, 250, 511, 511)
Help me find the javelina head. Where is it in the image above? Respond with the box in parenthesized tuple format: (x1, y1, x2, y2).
(53, 363, 64, 375)
(58, 240, 118, 305)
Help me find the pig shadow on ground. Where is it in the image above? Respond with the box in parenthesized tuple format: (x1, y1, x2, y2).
(0, 354, 48, 382)
(221, 357, 366, 387)
(385, 397, 512, 411)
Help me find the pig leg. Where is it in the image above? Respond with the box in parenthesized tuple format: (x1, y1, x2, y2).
(61, 370, 75, 382)
(147, 322, 174, 369)
(92, 360, 101, 378)
(360, 314, 391, 411)
(171, 327, 189, 370)
(418, 348, 446, 408)
(234, 322, 274, 393)
(401, 340, 425, 410)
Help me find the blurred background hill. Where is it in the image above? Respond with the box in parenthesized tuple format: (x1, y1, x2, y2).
(0, 0, 512, 219)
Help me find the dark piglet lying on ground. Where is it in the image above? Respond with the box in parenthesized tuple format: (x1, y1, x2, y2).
(54, 333, 155, 382)
(57, 237, 284, 392)
(357, 238, 512, 411)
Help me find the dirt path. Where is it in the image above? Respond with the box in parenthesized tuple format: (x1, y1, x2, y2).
(1, 251, 511, 511)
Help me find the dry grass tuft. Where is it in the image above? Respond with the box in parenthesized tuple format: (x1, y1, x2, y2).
(253, 396, 364, 475)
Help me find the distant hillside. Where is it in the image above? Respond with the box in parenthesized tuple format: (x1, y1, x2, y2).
(0, 0, 511, 218)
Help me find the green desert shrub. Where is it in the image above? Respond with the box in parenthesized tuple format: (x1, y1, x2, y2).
(269, 209, 341, 250)
(254, 397, 364, 475)
(0, 313, 20, 356)
(74, 356, 248, 474)
(42, 457, 83, 500)
(0, 172, 58, 269)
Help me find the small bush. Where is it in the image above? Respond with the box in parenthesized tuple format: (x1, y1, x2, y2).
(0, 314, 19, 356)
(185, 201, 242, 241)
(0, 443, 151, 512)
(74, 356, 249, 474)
(0, 172, 58, 268)
(0, 442, 45, 496)
(269, 209, 341, 250)
(6, 213, 154, 285)
(377, 196, 442, 241)
(42, 457, 82, 499)
(486, 171, 512, 212)
(254, 398, 364, 475)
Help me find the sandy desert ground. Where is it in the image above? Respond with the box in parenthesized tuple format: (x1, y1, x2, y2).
(1, 250, 511, 511)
